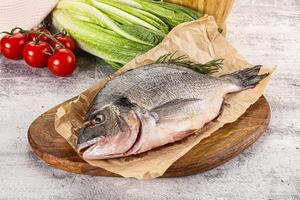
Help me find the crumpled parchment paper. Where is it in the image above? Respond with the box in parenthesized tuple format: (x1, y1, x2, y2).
(55, 16, 275, 180)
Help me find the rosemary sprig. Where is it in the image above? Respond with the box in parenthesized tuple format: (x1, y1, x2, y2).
(155, 52, 223, 74)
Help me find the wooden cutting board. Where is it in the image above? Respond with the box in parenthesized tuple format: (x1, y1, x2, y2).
(28, 96, 270, 177)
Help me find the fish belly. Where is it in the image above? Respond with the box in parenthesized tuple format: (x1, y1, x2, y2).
(132, 94, 225, 154)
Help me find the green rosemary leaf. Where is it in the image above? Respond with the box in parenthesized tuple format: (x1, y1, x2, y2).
(155, 52, 223, 74)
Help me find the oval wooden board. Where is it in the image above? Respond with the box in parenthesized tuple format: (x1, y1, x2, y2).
(28, 96, 270, 178)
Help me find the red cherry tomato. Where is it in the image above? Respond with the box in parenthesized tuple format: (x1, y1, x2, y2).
(23, 41, 52, 68)
(28, 28, 51, 43)
(48, 48, 76, 77)
(50, 35, 76, 52)
(0, 33, 27, 59)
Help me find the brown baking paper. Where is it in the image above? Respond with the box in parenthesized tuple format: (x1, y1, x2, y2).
(55, 16, 275, 180)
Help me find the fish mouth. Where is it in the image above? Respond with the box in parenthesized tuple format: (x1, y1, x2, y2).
(82, 126, 142, 160)
(77, 136, 103, 155)
(77, 114, 141, 160)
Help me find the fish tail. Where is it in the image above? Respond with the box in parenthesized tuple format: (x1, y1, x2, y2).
(221, 65, 270, 90)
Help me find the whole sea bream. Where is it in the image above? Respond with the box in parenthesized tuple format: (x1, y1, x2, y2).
(77, 63, 268, 160)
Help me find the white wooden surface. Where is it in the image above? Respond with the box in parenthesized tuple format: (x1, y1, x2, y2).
(0, 0, 299, 199)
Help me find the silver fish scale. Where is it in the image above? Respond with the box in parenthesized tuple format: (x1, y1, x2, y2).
(88, 63, 228, 114)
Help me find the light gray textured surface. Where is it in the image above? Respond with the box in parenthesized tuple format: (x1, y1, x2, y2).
(0, 0, 299, 199)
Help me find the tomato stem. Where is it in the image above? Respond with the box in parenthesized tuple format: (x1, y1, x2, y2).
(48, 44, 56, 54)
(10, 27, 66, 49)
(1, 31, 11, 35)
(33, 37, 40, 44)
(53, 29, 68, 37)
(10, 27, 23, 34)
(28, 30, 65, 49)
(62, 29, 68, 36)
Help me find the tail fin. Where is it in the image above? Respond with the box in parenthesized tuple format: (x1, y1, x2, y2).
(221, 65, 269, 90)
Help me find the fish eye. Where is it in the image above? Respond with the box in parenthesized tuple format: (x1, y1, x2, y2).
(94, 114, 105, 124)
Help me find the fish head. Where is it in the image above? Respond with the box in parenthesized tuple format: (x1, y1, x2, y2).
(77, 97, 140, 159)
